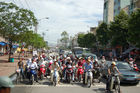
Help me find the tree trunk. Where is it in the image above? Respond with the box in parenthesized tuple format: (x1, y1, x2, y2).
(8, 41, 12, 62)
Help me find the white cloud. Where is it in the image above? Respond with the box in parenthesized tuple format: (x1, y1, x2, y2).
(2, 0, 104, 45)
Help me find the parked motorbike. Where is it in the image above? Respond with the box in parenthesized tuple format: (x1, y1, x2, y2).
(77, 66, 84, 82)
(39, 64, 46, 80)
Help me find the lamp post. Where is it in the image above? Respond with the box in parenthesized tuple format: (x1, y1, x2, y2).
(35, 17, 49, 33)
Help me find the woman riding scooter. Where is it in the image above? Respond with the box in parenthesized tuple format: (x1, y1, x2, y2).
(51, 59, 60, 85)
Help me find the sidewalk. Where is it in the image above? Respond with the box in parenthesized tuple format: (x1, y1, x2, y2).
(0, 53, 32, 77)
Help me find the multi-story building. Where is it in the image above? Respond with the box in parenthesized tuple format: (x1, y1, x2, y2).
(129, 0, 140, 13)
(114, 0, 131, 16)
(103, 0, 114, 24)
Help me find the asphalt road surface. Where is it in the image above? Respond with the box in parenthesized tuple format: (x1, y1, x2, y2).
(11, 78, 140, 93)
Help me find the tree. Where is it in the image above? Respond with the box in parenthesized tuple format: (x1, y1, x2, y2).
(128, 9, 140, 48)
(77, 33, 85, 47)
(0, 2, 37, 61)
(60, 31, 69, 49)
(109, 10, 129, 48)
(96, 22, 110, 48)
(84, 33, 96, 48)
(77, 33, 96, 48)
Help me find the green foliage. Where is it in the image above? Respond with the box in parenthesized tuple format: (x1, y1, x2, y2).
(84, 33, 96, 48)
(128, 9, 140, 48)
(60, 31, 69, 49)
(77, 33, 96, 48)
(0, 2, 37, 41)
(77, 33, 85, 47)
(109, 10, 129, 47)
(96, 22, 109, 48)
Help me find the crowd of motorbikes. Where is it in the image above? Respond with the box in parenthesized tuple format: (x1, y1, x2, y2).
(15, 52, 123, 93)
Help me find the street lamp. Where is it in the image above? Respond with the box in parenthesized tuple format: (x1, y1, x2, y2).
(35, 17, 49, 33)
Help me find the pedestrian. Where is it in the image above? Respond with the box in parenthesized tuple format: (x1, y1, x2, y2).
(0, 76, 14, 93)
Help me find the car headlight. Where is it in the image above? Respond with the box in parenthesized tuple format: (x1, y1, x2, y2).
(136, 74, 140, 77)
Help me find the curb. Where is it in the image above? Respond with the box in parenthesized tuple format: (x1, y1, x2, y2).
(9, 72, 16, 81)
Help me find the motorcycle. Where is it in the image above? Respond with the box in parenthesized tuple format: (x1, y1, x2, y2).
(77, 66, 84, 82)
(108, 74, 121, 93)
(83, 69, 92, 88)
(30, 69, 37, 85)
(53, 68, 58, 86)
(66, 65, 73, 83)
(92, 67, 102, 83)
(38, 64, 46, 80)
(46, 62, 52, 77)
(16, 69, 21, 84)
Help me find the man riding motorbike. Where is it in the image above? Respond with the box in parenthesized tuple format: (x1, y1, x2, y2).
(106, 61, 121, 91)
(29, 58, 38, 82)
(83, 58, 93, 85)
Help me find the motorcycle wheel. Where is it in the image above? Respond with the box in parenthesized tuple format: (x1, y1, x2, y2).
(40, 73, 44, 80)
(115, 84, 120, 93)
(31, 75, 34, 85)
(79, 74, 82, 82)
(87, 77, 91, 88)
(16, 73, 19, 84)
(53, 77, 57, 86)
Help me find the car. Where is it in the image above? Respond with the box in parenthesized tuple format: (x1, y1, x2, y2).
(82, 53, 98, 61)
(102, 61, 140, 84)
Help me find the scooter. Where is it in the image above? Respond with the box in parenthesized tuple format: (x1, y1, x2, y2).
(83, 69, 92, 88)
(108, 74, 120, 93)
(53, 68, 58, 86)
(30, 69, 37, 85)
(66, 65, 73, 83)
(77, 66, 84, 82)
(93, 67, 102, 83)
(39, 64, 46, 80)
(16, 69, 21, 84)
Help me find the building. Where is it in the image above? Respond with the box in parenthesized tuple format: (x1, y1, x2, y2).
(122, 5, 130, 14)
(103, 0, 114, 24)
(129, 0, 140, 13)
(90, 27, 97, 35)
(114, 0, 131, 16)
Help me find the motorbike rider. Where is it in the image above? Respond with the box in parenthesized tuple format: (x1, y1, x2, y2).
(83, 58, 93, 84)
(106, 61, 121, 91)
(129, 58, 134, 68)
(64, 57, 72, 81)
(17, 58, 25, 80)
(51, 59, 60, 84)
(29, 58, 38, 82)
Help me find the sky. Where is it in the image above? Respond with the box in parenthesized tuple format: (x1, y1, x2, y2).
(1, 0, 104, 46)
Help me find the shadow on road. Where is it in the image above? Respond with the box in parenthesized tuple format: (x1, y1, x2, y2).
(92, 88, 105, 93)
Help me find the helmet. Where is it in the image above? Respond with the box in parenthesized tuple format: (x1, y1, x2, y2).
(111, 61, 116, 65)
(66, 57, 71, 60)
(0, 76, 14, 88)
(129, 58, 133, 61)
(79, 57, 82, 60)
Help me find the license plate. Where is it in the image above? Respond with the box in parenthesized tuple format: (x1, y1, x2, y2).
(126, 78, 135, 80)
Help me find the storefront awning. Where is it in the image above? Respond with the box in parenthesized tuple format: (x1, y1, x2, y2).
(0, 42, 6, 46)
(12, 45, 19, 48)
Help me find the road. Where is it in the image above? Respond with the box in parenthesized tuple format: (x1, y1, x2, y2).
(11, 78, 140, 93)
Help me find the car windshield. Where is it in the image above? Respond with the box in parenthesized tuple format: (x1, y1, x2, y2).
(75, 51, 83, 54)
(116, 62, 132, 70)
